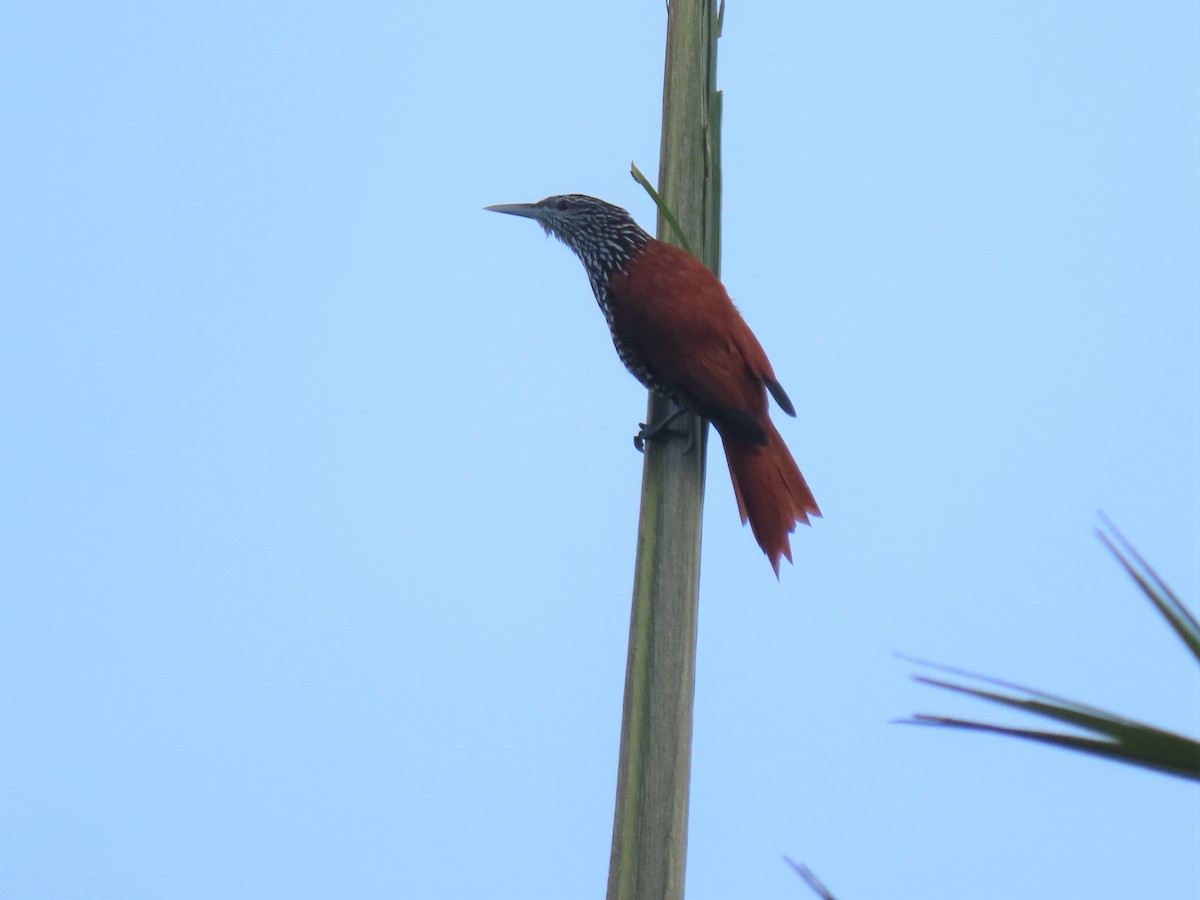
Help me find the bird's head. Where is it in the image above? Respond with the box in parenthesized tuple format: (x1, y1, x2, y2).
(485, 194, 649, 273)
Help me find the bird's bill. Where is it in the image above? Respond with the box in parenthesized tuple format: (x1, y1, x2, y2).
(484, 202, 542, 219)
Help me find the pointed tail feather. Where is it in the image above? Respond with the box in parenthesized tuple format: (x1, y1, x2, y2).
(720, 418, 820, 575)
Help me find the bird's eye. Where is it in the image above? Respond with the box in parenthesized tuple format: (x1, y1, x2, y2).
(554, 198, 569, 211)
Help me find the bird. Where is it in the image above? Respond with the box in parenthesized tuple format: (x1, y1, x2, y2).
(486, 194, 819, 574)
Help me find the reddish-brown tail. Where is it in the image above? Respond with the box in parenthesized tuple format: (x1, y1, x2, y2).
(719, 419, 821, 576)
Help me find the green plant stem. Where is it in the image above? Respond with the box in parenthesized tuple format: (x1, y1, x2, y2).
(605, 3, 722, 900)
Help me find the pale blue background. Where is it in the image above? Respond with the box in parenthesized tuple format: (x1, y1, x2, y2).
(3, 2, 1198, 898)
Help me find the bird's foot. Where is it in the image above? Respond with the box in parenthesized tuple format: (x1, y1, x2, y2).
(634, 408, 694, 454)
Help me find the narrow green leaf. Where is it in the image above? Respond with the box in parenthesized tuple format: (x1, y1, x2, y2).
(784, 857, 838, 900)
(630, 161, 695, 257)
(1098, 514, 1200, 662)
(902, 658, 1200, 782)
(906, 714, 1200, 782)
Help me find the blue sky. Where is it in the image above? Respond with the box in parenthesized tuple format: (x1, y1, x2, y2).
(3, 2, 1198, 898)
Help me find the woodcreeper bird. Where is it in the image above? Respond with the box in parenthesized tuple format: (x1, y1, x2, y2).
(486, 194, 819, 574)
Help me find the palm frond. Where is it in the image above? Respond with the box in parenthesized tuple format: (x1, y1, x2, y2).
(902, 520, 1200, 781)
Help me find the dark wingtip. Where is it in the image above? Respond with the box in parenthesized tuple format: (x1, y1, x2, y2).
(764, 377, 796, 417)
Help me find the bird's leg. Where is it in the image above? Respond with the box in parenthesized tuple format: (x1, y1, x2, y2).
(634, 406, 694, 454)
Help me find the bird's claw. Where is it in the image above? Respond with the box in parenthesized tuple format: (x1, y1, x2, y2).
(633, 414, 696, 455)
